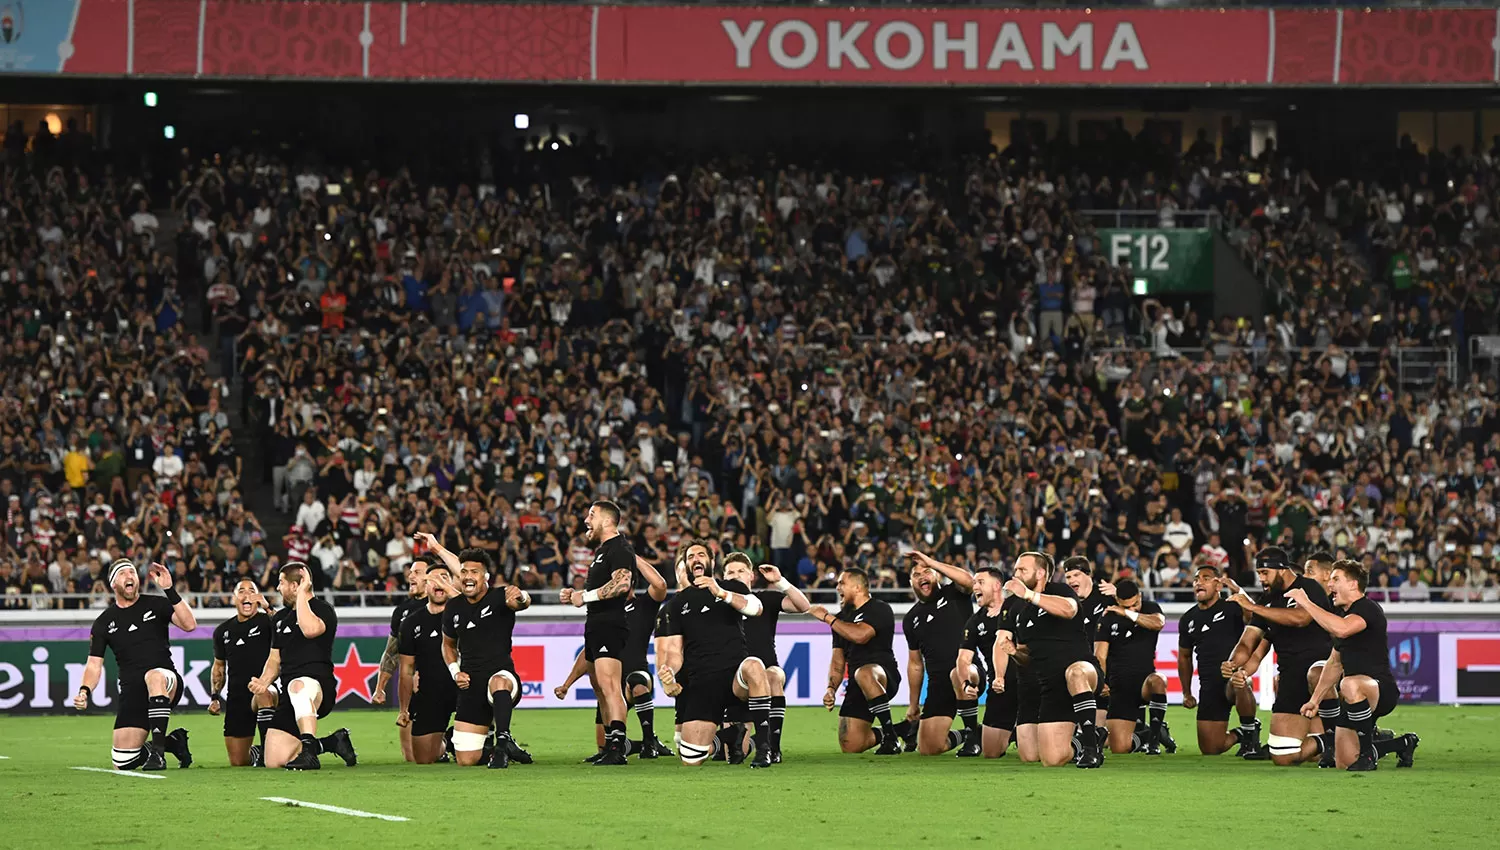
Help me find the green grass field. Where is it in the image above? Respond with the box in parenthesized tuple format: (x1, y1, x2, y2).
(2, 706, 1497, 849)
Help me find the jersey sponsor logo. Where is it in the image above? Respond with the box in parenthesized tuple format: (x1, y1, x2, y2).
(429, 630, 438, 638)
(108, 622, 117, 634)
(281, 625, 293, 634)
(699, 606, 710, 613)
(142, 611, 156, 622)
(236, 638, 245, 645)
(128, 624, 138, 632)
(977, 623, 987, 634)
(466, 621, 477, 629)
(925, 614, 934, 622)
(480, 606, 493, 618)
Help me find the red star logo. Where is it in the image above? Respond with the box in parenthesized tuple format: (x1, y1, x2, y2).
(332, 643, 379, 703)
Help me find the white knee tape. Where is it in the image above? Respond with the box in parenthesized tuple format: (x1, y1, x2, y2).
(735, 663, 749, 691)
(1310, 660, 1327, 670)
(112, 747, 143, 770)
(148, 667, 179, 694)
(451, 730, 487, 752)
(1267, 734, 1302, 756)
(674, 731, 684, 750)
(288, 677, 321, 719)
(679, 742, 710, 765)
(495, 670, 519, 694)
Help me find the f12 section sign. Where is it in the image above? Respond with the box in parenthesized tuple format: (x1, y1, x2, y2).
(595, 7, 1270, 85)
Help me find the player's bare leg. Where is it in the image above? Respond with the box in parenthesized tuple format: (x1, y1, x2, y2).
(484, 670, 521, 769)
(593, 657, 628, 746)
(837, 716, 880, 753)
(1054, 661, 1100, 768)
(851, 663, 901, 754)
(143, 668, 190, 767)
(731, 657, 774, 767)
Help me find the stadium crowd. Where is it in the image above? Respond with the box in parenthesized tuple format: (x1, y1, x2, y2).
(4, 119, 1500, 609)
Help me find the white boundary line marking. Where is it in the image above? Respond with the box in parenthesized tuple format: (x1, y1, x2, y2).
(71, 766, 164, 779)
(0, 755, 10, 759)
(260, 797, 409, 822)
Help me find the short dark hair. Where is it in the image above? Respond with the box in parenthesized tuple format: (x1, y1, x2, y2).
(426, 562, 451, 578)
(1115, 579, 1141, 600)
(279, 562, 307, 583)
(591, 500, 622, 525)
(840, 567, 870, 589)
(234, 576, 257, 588)
(1194, 563, 1223, 577)
(457, 548, 494, 572)
(1306, 550, 1335, 567)
(723, 551, 752, 570)
(976, 567, 1005, 582)
(1060, 555, 1094, 577)
(1332, 558, 1368, 591)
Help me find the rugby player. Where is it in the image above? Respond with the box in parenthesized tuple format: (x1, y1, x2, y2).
(1220, 546, 1334, 766)
(560, 500, 638, 765)
(723, 554, 811, 764)
(1294, 559, 1420, 771)
(953, 566, 1019, 758)
(248, 561, 358, 770)
(1177, 565, 1265, 757)
(374, 553, 430, 762)
(1063, 557, 1115, 731)
(431, 545, 533, 769)
(808, 568, 903, 756)
(1094, 580, 1168, 755)
(209, 578, 277, 766)
(75, 559, 197, 770)
(619, 553, 671, 759)
(902, 551, 974, 756)
(654, 541, 773, 768)
(1006, 551, 1103, 768)
(397, 559, 458, 764)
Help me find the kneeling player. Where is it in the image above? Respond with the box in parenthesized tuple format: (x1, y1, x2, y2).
(954, 567, 1019, 758)
(249, 562, 357, 770)
(1094, 581, 1168, 755)
(1007, 552, 1103, 768)
(399, 560, 459, 764)
(431, 546, 532, 769)
(656, 541, 772, 768)
(1177, 565, 1264, 757)
(76, 560, 197, 770)
(620, 554, 671, 759)
(903, 551, 974, 755)
(210, 578, 277, 766)
(809, 568, 904, 756)
(1295, 560, 1420, 771)
(724, 554, 811, 763)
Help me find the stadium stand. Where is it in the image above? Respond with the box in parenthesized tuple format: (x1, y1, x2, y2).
(3, 109, 1498, 610)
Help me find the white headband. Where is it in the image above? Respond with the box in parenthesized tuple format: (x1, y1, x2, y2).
(108, 560, 137, 586)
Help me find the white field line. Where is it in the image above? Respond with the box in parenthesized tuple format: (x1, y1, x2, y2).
(260, 797, 409, 822)
(70, 766, 163, 779)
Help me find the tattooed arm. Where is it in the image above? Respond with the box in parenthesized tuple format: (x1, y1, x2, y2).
(597, 568, 633, 600)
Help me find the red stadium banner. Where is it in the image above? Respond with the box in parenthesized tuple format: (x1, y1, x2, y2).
(4, 1, 1497, 86)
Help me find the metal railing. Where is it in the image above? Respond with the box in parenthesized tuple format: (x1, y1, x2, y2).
(1470, 335, 1500, 383)
(1075, 209, 1221, 231)
(1091, 343, 1459, 396)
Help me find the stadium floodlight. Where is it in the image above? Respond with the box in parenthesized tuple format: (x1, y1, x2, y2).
(1132, 278, 1148, 296)
(514, 113, 529, 130)
(163, 125, 176, 140)
(144, 91, 158, 108)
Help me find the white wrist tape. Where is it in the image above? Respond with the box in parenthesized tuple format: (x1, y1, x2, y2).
(772, 578, 793, 592)
(448, 662, 460, 680)
(1126, 610, 1140, 623)
(582, 589, 601, 604)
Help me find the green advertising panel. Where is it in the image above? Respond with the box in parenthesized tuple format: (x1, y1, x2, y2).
(1097, 228, 1213, 294)
(0, 636, 389, 714)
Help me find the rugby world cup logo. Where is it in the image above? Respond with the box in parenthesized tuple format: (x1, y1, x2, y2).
(0, 3, 20, 45)
(1390, 638, 1420, 677)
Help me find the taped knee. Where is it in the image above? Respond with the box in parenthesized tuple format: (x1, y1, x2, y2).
(626, 670, 653, 692)
(288, 677, 321, 719)
(112, 747, 147, 770)
(679, 742, 710, 765)
(451, 730, 487, 752)
(1267, 734, 1303, 757)
(488, 670, 519, 702)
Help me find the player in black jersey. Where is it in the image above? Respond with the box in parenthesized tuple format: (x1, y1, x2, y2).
(396, 559, 458, 764)
(209, 578, 277, 766)
(1064, 557, 1115, 731)
(429, 545, 533, 769)
(655, 541, 772, 767)
(76, 559, 198, 771)
(1005, 551, 1103, 768)
(375, 553, 430, 762)
(954, 567, 1017, 758)
(1221, 546, 1336, 766)
(1094, 580, 1169, 755)
(561, 500, 638, 765)
(249, 562, 357, 770)
(808, 568, 904, 756)
(902, 551, 974, 756)
(722, 552, 810, 764)
(1294, 559, 1420, 771)
(617, 553, 670, 759)
(1178, 565, 1264, 757)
